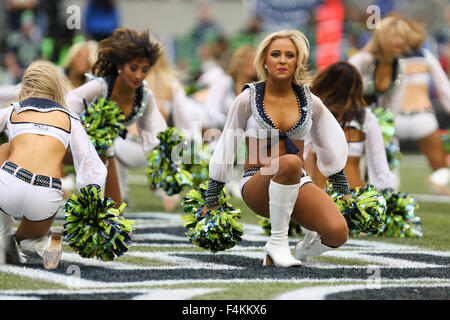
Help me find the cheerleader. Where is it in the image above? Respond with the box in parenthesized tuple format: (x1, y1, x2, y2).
(348, 16, 410, 190)
(65, 28, 167, 207)
(201, 30, 350, 267)
(114, 48, 196, 210)
(62, 40, 99, 90)
(0, 60, 107, 269)
(305, 61, 395, 191)
(396, 17, 450, 195)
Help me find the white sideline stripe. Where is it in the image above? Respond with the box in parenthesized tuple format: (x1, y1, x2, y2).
(276, 282, 450, 300)
(0, 277, 448, 292)
(126, 251, 241, 270)
(132, 288, 224, 300)
(411, 193, 450, 203)
(0, 288, 225, 300)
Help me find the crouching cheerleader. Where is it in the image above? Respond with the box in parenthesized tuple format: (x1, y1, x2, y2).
(0, 60, 107, 269)
(184, 30, 351, 267)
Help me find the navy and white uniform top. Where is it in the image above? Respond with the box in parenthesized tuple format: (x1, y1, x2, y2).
(208, 80, 348, 184)
(65, 73, 168, 154)
(0, 97, 107, 190)
(348, 51, 405, 114)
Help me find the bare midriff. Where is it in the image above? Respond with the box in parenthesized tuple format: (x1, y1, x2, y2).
(402, 84, 432, 111)
(243, 136, 304, 170)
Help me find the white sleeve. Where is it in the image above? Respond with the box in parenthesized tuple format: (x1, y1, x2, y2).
(309, 93, 348, 177)
(348, 51, 373, 75)
(303, 134, 312, 160)
(424, 49, 450, 113)
(209, 89, 251, 183)
(136, 89, 168, 154)
(69, 117, 107, 191)
(0, 106, 13, 132)
(65, 80, 104, 115)
(171, 85, 195, 132)
(0, 85, 20, 109)
(364, 109, 395, 190)
(204, 76, 232, 128)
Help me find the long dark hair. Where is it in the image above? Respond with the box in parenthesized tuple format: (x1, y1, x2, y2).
(311, 61, 366, 129)
(92, 28, 162, 77)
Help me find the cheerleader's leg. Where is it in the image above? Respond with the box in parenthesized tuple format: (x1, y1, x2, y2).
(242, 155, 304, 267)
(418, 130, 450, 195)
(102, 155, 123, 209)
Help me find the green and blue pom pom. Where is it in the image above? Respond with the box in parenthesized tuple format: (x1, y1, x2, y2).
(146, 127, 193, 195)
(182, 142, 211, 187)
(369, 106, 402, 169)
(379, 189, 422, 237)
(63, 184, 134, 261)
(181, 181, 244, 253)
(327, 182, 387, 237)
(81, 97, 126, 157)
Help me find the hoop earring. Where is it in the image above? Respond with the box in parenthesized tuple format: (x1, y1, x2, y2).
(118, 69, 122, 75)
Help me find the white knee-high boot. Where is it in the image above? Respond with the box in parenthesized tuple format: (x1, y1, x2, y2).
(263, 180, 302, 267)
(19, 231, 62, 269)
(294, 229, 334, 261)
(0, 211, 26, 264)
(0, 210, 14, 236)
(427, 167, 450, 195)
(19, 236, 50, 259)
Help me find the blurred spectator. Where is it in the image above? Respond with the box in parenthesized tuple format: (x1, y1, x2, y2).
(6, 0, 38, 31)
(191, 3, 223, 50)
(229, 15, 264, 51)
(5, 10, 42, 83)
(84, 0, 120, 42)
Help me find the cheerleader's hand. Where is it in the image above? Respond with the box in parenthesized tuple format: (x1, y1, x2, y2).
(201, 205, 218, 217)
(343, 194, 352, 201)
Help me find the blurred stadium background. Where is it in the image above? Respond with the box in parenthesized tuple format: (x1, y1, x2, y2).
(0, 0, 448, 138)
(0, 0, 449, 301)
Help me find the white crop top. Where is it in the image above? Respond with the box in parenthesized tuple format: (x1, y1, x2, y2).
(0, 98, 107, 190)
(209, 81, 348, 183)
(7, 98, 71, 147)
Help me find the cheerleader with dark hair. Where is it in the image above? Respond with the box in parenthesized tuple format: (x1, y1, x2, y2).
(306, 61, 395, 191)
(66, 28, 167, 207)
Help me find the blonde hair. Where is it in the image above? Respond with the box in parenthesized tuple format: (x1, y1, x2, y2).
(17, 60, 71, 109)
(227, 45, 256, 79)
(61, 40, 98, 70)
(146, 47, 181, 100)
(403, 18, 426, 50)
(254, 29, 313, 86)
(362, 16, 411, 61)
